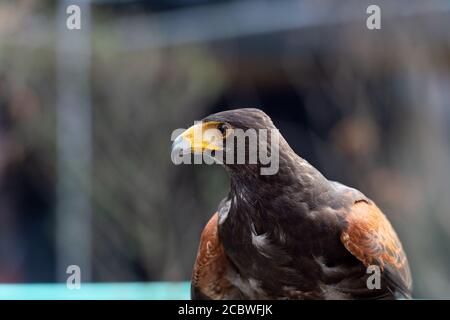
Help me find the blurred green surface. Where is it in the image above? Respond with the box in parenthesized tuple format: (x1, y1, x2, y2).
(0, 282, 191, 300)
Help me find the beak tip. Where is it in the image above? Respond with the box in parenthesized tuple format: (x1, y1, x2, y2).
(171, 135, 191, 156)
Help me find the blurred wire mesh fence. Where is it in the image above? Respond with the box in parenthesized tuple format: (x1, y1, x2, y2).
(0, 0, 449, 298)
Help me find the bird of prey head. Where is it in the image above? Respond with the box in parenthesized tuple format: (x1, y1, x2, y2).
(172, 108, 283, 176)
(172, 108, 412, 300)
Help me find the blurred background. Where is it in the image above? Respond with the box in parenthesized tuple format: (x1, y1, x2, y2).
(0, 0, 449, 299)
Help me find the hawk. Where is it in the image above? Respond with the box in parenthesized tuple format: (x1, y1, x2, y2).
(172, 108, 412, 299)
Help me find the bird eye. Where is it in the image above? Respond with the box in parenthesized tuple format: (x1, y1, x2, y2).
(218, 123, 230, 136)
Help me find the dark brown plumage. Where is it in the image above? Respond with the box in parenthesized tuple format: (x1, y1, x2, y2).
(173, 108, 412, 300)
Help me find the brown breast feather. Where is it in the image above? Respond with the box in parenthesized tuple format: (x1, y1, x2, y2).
(191, 212, 235, 299)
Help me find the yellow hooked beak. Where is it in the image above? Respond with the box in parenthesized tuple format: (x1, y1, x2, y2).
(172, 122, 223, 155)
